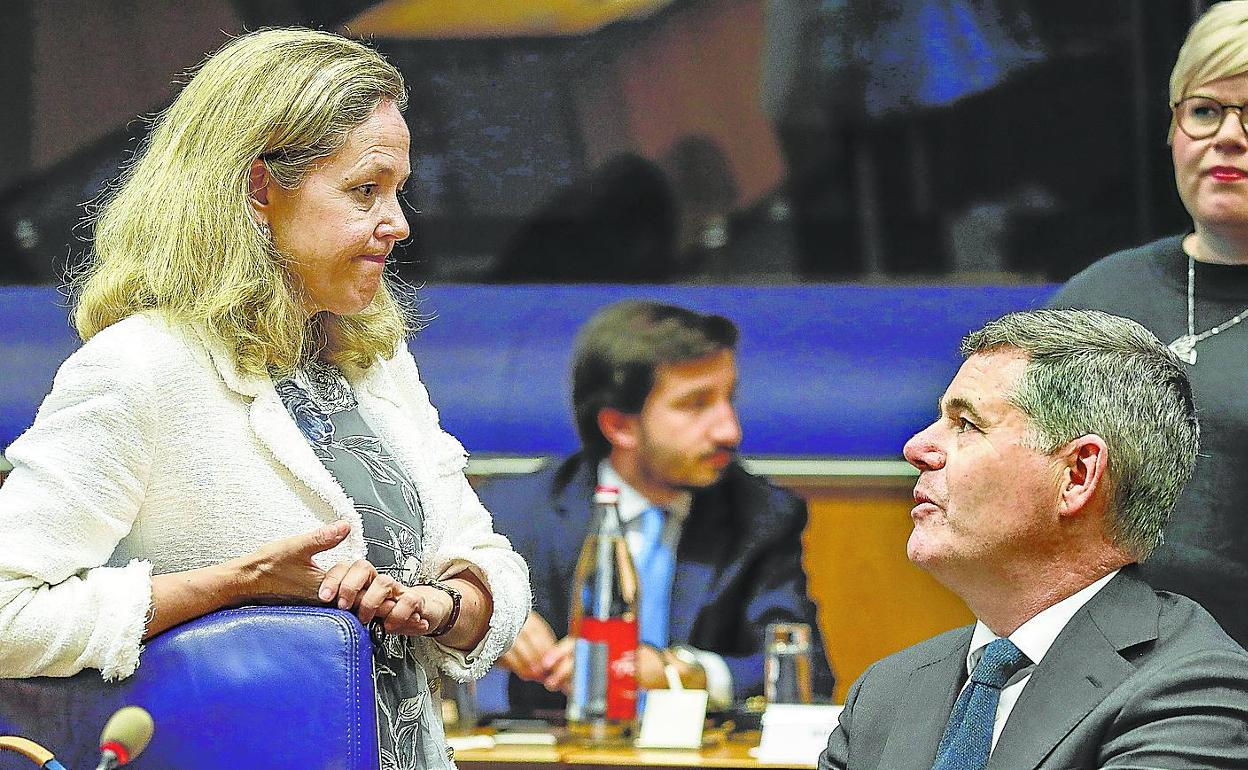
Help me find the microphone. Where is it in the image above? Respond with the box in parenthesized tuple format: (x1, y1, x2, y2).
(0, 735, 68, 769)
(95, 706, 154, 770)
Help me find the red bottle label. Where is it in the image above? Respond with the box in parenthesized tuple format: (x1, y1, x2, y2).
(579, 616, 638, 720)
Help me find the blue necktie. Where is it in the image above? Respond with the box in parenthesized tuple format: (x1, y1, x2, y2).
(931, 638, 1029, 770)
(636, 506, 675, 648)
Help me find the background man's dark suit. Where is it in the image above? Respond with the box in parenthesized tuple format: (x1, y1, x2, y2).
(479, 453, 835, 715)
(819, 567, 1248, 770)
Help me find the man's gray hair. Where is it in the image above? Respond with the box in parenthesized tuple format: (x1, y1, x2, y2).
(962, 309, 1199, 560)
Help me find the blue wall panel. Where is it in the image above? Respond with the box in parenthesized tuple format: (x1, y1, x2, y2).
(0, 284, 1056, 458)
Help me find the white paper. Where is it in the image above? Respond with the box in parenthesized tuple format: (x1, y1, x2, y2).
(493, 732, 558, 746)
(446, 734, 496, 752)
(756, 703, 843, 766)
(635, 689, 709, 749)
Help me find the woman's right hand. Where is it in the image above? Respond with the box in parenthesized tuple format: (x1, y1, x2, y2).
(233, 520, 352, 604)
(238, 525, 407, 625)
(146, 521, 352, 640)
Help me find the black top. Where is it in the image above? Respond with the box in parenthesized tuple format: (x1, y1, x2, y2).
(1049, 235, 1248, 647)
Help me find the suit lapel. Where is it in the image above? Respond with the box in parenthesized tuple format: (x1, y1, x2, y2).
(986, 570, 1158, 770)
(552, 459, 597, 593)
(553, 458, 715, 643)
(876, 629, 971, 770)
(669, 555, 716, 644)
(668, 488, 726, 644)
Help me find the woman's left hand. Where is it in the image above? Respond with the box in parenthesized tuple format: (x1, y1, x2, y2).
(324, 566, 492, 649)
(318, 559, 403, 625)
(375, 584, 454, 636)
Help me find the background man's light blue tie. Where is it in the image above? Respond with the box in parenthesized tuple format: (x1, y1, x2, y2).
(931, 637, 1030, 770)
(637, 505, 676, 648)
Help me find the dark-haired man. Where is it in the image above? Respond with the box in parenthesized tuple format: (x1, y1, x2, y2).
(820, 309, 1248, 770)
(479, 300, 833, 715)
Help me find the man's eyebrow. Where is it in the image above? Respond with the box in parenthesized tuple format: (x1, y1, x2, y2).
(675, 384, 716, 400)
(941, 396, 988, 425)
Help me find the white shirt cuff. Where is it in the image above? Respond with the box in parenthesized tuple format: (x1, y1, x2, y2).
(434, 636, 487, 667)
(690, 647, 733, 710)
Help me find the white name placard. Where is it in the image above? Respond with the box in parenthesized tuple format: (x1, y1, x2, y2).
(755, 703, 843, 766)
(635, 689, 709, 749)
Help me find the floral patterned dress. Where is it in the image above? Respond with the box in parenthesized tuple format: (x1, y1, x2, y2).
(277, 359, 454, 770)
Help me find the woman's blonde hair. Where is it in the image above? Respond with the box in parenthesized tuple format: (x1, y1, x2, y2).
(1169, 1, 1248, 140)
(74, 27, 410, 375)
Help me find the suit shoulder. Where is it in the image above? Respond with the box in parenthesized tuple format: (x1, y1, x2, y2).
(723, 464, 804, 512)
(842, 626, 971, 714)
(1154, 590, 1248, 658)
(694, 465, 807, 538)
(476, 455, 573, 525)
(476, 457, 562, 500)
(59, 313, 200, 385)
(869, 625, 971, 676)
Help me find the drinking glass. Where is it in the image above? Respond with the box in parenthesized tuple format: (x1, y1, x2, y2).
(764, 622, 813, 704)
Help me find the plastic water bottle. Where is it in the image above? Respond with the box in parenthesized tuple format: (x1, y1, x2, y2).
(566, 485, 639, 744)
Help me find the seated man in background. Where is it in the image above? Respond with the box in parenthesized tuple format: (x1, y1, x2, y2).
(821, 309, 1248, 770)
(479, 300, 834, 715)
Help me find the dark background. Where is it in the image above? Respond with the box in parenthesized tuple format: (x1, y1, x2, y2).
(0, 0, 1211, 286)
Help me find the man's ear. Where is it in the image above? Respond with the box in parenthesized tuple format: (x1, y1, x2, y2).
(597, 407, 640, 452)
(1058, 434, 1108, 518)
(248, 158, 272, 210)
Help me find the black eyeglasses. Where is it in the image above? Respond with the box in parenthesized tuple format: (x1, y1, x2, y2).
(1173, 96, 1248, 140)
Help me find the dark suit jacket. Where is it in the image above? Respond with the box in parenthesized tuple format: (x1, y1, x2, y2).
(819, 567, 1248, 770)
(477, 453, 834, 715)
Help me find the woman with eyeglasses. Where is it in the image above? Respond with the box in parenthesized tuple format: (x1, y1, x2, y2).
(1049, 2, 1248, 647)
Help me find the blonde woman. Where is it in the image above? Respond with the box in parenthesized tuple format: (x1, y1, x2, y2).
(0, 28, 528, 769)
(1049, 2, 1248, 647)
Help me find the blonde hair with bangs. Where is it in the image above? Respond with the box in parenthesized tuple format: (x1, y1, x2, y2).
(1168, 1, 1248, 141)
(74, 27, 410, 375)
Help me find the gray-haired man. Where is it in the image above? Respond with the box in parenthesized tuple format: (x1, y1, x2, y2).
(820, 309, 1248, 770)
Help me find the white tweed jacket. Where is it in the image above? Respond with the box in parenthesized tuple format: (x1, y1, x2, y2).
(0, 312, 529, 681)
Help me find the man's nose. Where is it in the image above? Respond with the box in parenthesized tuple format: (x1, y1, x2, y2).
(903, 425, 944, 471)
(712, 401, 742, 447)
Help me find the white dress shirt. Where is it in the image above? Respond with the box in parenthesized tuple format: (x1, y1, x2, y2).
(598, 461, 735, 707)
(964, 570, 1120, 752)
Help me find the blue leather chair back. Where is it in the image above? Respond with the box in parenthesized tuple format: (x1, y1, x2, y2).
(0, 606, 378, 770)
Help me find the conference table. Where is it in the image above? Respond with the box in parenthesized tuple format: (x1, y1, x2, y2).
(451, 733, 816, 770)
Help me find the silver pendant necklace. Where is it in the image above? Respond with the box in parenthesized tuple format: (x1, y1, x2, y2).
(1168, 256, 1248, 365)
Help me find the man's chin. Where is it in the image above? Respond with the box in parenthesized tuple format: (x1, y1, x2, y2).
(906, 532, 944, 571)
(675, 465, 731, 492)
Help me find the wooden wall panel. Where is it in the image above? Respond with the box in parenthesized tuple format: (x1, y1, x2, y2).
(795, 486, 973, 703)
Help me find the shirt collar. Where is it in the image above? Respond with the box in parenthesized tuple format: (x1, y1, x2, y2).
(966, 569, 1120, 678)
(597, 459, 693, 525)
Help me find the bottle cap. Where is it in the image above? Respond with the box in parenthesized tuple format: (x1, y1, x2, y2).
(593, 485, 620, 504)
